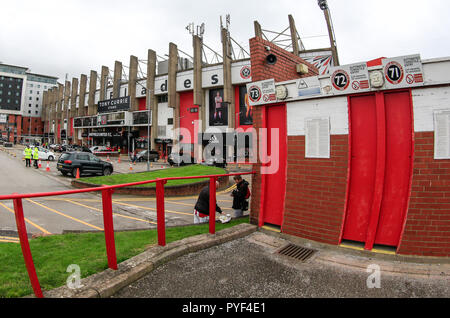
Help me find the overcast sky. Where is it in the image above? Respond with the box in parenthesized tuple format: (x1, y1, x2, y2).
(1, 0, 450, 83)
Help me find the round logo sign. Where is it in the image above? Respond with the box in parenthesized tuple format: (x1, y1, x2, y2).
(248, 85, 261, 103)
(240, 66, 251, 79)
(331, 69, 350, 91)
(384, 61, 404, 85)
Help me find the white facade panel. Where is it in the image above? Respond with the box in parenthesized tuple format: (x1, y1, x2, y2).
(157, 102, 173, 138)
(412, 86, 450, 132)
(287, 96, 349, 136)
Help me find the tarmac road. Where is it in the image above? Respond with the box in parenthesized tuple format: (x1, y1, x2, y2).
(0, 146, 248, 242)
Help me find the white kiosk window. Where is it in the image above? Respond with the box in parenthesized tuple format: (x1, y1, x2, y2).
(434, 110, 450, 159)
(305, 117, 330, 159)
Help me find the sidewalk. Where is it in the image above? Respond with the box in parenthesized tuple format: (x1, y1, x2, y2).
(42, 223, 449, 298)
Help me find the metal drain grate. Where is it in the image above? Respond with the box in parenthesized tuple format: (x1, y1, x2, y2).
(277, 244, 316, 262)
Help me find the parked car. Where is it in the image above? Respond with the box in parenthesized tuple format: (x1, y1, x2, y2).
(71, 145, 92, 153)
(202, 157, 227, 168)
(23, 147, 56, 161)
(89, 146, 109, 153)
(49, 144, 63, 152)
(57, 151, 113, 177)
(136, 150, 160, 162)
(167, 153, 195, 166)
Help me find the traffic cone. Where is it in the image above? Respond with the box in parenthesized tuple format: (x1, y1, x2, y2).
(129, 163, 133, 171)
(46, 162, 50, 172)
(107, 155, 110, 162)
(38, 160, 42, 169)
(118, 156, 121, 163)
(76, 168, 80, 179)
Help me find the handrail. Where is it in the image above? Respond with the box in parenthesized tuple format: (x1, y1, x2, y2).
(0, 172, 253, 201)
(3, 171, 255, 298)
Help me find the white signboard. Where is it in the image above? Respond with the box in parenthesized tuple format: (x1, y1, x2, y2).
(246, 79, 277, 106)
(0, 114, 7, 124)
(297, 76, 322, 97)
(382, 54, 424, 89)
(330, 62, 370, 95)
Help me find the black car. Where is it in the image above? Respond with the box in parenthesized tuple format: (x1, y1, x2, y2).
(57, 151, 113, 177)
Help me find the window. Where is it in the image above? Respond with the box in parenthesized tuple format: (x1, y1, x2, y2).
(76, 154, 89, 161)
(168, 118, 173, 125)
(157, 94, 168, 103)
(29, 104, 32, 107)
(30, 90, 33, 94)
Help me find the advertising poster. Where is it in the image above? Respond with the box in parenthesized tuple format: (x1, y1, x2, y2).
(239, 86, 253, 126)
(209, 88, 228, 126)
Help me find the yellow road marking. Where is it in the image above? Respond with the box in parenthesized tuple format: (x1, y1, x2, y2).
(0, 202, 52, 235)
(0, 236, 19, 241)
(26, 199, 103, 231)
(0, 239, 19, 244)
(112, 201, 192, 216)
(64, 199, 157, 225)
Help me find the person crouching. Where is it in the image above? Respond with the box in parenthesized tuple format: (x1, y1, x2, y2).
(193, 181, 222, 224)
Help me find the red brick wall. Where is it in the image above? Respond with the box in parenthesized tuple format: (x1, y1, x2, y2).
(397, 132, 450, 257)
(1, 115, 22, 142)
(282, 135, 349, 245)
(248, 37, 319, 228)
(21, 117, 44, 137)
(249, 37, 319, 82)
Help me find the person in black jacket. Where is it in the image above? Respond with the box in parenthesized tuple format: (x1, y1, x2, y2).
(231, 175, 249, 218)
(194, 181, 222, 224)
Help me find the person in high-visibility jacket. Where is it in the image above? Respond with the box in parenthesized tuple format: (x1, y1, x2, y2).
(24, 145, 32, 168)
(33, 147, 39, 169)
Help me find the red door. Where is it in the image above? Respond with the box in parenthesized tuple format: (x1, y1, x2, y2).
(343, 91, 412, 249)
(343, 94, 378, 243)
(262, 104, 287, 227)
(375, 91, 412, 247)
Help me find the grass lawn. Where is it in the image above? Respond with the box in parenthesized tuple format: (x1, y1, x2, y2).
(0, 217, 249, 298)
(82, 164, 227, 188)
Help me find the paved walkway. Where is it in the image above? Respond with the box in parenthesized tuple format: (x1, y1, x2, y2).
(44, 224, 449, 299)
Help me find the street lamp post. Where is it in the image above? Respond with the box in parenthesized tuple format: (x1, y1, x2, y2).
(146, 90, 151, 171)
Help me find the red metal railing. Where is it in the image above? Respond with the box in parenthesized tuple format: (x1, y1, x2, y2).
(0, 171, 254, 298)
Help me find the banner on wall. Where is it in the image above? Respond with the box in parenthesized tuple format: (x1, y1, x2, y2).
(209, 88, 228, 126)
(238, 86, 253, 126)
